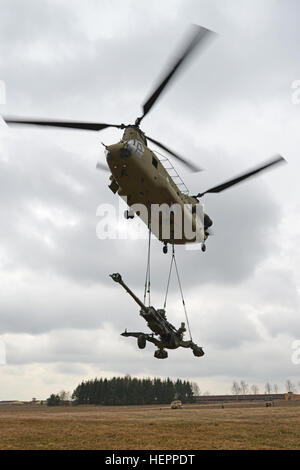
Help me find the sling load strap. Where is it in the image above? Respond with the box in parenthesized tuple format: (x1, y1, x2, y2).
(143, 221, 152, 306)
(163, 245, 193, 342)
(163, 250, 174, 310)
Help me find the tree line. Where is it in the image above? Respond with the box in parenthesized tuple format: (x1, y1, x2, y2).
(47, 377, 300, 406)
(231, 379, 300, 395)
(71, 375, 195, 406)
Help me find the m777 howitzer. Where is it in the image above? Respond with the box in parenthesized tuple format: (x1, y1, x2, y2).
(110, 273, 204, 359)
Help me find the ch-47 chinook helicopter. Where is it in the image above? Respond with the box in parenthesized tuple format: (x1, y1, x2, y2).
(3, 24, 286, 253)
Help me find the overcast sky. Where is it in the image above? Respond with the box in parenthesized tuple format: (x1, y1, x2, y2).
(0, 0, 300, 400)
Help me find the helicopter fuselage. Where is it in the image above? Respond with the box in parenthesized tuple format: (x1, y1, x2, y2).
(105, 127, 205, 246)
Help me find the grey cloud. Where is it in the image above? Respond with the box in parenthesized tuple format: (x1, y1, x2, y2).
(3, 328, 297, 388)
(195, 304, 260, 349)
(261, 308, 300, 339)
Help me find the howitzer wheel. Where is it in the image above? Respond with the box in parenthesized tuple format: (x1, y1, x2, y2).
(154, 349, 168, 359)
(192, 346, 204, 357)
(137, 334, 146, 349)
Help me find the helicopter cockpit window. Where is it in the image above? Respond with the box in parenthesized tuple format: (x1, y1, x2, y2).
(125, 140, 145, 159)
(152, 156, 158, 168)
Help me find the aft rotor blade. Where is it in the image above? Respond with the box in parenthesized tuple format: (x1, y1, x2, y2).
(4, 117, 122, 131)
(138, 24, 216, 124)
(196, 155, 286, 197)
(146, 135, 202, 172)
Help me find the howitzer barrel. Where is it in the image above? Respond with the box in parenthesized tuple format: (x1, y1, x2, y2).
(109, 273, 147, 311)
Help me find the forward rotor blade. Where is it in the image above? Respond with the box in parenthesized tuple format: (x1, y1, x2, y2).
(138, 24, 216, 124)
(4, 117, 122, 131)
(195, 155, 286, 197)
(146, 134, 201, 172)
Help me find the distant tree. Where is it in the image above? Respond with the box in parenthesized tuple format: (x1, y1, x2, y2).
(174, 379, 192, 403)
(191, 382, 200, 396)
(285, 379, 297, 393)
(59, 390, 71, 402)
(240, 380, 249, 395)
(47, 394, 60, 406)
(265, 382, 272, 394)
(273, 384, 279, 394)
(231, 381, 241, 395)
(251, 384, 259, 395)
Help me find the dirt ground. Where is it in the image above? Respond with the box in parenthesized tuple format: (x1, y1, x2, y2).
(0, 401, 300, 450)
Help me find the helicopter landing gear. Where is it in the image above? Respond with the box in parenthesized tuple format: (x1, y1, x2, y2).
(124, 209, 135, 220)
(154, 349, 168, 359)
(201, 243, 206, 252)
(163, 242, 168, 254)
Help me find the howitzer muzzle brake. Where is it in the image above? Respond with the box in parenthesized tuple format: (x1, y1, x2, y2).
(110, 273, 122, 283)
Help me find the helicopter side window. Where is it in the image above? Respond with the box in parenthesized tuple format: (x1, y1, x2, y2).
(152, 157, 158, 168)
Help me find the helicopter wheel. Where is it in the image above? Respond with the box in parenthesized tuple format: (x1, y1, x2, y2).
(163, 243, 168, 254)
(201, 244, 206, 252)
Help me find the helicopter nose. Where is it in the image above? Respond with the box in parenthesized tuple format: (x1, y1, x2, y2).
(106, 142, 133, 165)
(105, 143, 118, 161)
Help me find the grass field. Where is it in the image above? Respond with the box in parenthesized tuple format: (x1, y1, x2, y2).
(0, 402, 300, 450)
